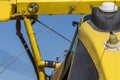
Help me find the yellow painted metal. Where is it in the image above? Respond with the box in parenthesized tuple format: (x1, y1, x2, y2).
(1, 0, 120, 79)
(1, 0, 120, 21)
(38, 61, 46, 67)
(16, 0, 120, 16)
(24, 17, 46, 80)
(11, 0, 16, 4)
(51, 63, 64, 80)
(78, 20, 120, 80)
(0, 1, 12, 21)
(101, 49, 120, 80)
(55, 63, 61, 68)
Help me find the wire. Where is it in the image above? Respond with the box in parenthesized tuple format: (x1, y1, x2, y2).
(98, 49, 105, 69)
(0, 0, 81, 75)
(35, 19, 71, 43)
(56, 50, 67, 62)
(97, 1, 117, 69)
(0, 43, 27, 67)
(34, 28, 45, 36)
(34, 15, 67, 42)
(34, 0, 82, 41)
(0, 48, 27, 74)
(0, 56, 11, 67)
(36, 29, 48, 40)
(0, 47, 25, 67)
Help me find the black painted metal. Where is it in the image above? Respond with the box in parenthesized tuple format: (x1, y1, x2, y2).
(16, 20, 39, 79)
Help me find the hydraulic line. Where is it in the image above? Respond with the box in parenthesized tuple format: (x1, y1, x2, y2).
(16, 19, 39, 79)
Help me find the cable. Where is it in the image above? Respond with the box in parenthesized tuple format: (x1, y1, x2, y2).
(36, 30, 48, 40)
(0, 45, 34, 75)
(34, 15, 67, 42)
(59, 22, 78, 80)
(0, 56, 11, 67)
(16, 19, 39, 79)
(56, 50, 69, 62)
(0, 22, 33, 75)
(0, 48, 26, 74)
(35, 19, 71, 43)
(0, 46, 26, 68)
(0, 0, 81, 75)
(34, 0, 82, 41)
(98, 49, 105, 69)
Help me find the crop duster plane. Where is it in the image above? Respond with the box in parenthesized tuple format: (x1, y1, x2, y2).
(0, 0, 120, 80)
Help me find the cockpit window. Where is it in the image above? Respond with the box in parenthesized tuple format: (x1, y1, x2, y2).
(68, 40, 99, 80)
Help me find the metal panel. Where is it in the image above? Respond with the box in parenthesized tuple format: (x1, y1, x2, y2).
(0, 1, 12, 21)
(16, 0, 120, 15)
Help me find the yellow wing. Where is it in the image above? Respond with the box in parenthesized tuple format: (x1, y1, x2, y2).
(1, 0, 120, 21)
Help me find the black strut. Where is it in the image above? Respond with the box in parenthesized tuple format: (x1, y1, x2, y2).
(16, 19, 39, 79)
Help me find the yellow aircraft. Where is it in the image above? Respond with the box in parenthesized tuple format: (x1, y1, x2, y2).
(1, 0, 120, 80)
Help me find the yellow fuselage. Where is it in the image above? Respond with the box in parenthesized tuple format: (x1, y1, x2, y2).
(79, 20, 120, 80)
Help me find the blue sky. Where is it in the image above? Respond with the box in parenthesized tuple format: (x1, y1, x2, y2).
(0, 15, 81, 80)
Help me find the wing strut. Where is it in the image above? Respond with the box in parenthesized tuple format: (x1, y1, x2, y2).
(16, 19, 39, 79)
